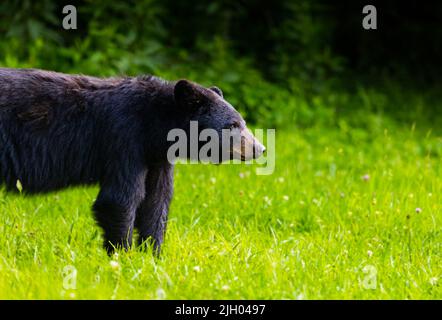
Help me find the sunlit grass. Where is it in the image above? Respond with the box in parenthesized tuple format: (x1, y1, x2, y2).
(0, 122, 440, 299)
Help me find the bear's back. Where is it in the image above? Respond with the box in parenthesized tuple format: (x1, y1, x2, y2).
(0, 68, 171, 193)
(0, 68, 134, 192)
(0, 68, 127, 101)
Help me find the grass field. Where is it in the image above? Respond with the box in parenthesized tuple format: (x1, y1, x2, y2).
(0, 121, 440, 299)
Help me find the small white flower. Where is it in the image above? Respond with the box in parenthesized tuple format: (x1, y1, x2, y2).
(156, 288, 166, 299)
(193, 266, 201, 272)
(429, 277, 438, 286)
(221, 285, 230, 291)
(263, 196, 272, 206)
(367, 250, 373, 258)
(283, 195, 289, 201)
(110, 260, 120, 270)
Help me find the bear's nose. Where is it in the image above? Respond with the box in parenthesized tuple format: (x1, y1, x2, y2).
(252, 141, 266, 158)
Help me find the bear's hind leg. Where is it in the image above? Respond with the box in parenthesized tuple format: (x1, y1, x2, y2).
(135, 163, 174, 255)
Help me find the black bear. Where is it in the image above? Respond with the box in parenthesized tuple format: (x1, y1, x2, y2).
(0, 68, 265, 254)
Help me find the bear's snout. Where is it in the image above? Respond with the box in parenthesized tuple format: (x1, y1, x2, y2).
(253, 139, 266, 158)
(231, 127, 265, 161)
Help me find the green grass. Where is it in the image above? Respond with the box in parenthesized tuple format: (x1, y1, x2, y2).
(0, 122, 440, 299)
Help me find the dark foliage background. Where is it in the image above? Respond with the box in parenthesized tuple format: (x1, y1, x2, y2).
(0, 0, 440, 128)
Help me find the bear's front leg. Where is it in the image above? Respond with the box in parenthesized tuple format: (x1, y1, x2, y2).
(93, 169, 146, 254)
(135, 163, 174, 255)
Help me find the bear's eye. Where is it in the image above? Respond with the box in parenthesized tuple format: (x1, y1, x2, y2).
(227, 122, 240, 130)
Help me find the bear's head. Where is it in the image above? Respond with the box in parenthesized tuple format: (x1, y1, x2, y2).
(172, 79, 265, 163)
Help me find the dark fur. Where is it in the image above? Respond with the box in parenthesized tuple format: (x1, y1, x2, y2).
(0, 68, 244, 254)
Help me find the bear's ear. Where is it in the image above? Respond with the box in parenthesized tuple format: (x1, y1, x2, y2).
(174, 79, 206, 111)
(209, 86, 223, 98)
